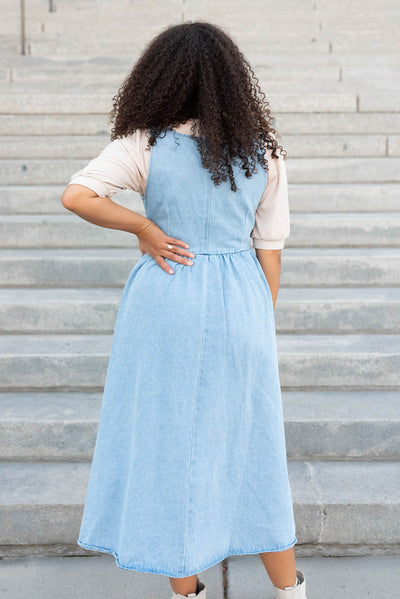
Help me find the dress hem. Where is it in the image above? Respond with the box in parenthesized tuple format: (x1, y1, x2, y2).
(77, 536, 298, 577)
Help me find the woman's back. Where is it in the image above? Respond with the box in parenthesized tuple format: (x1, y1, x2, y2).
(68, 123, 290, 257)
(143, 128, 268, 253)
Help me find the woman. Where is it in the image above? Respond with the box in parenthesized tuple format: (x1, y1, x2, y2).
(61, 21, 307, 599)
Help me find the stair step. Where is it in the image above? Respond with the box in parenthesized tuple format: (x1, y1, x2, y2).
(2, 157, 399, 185)
(0, 288, 123, 333)
(11, 67, 390, 88)
(1, 213, 399, 248)
(0, 77, 395, 94)
(288, 184, 400, 213)
(283, 390, 400, 460)
(0, 135, 109, 159)
(24, 36, 400, 57)
(0, 390, 399, 461)
(0, 186, 141, 215)
(1, 112, 400, 137)
(2, 51, 399, 70)
(287, 213, 400, 247)
(280, 248, 400, 287)
(0, 334, 111, 391)
(0, 93, 358, 114)
(276, 287, 400, 333)
(1, 248, 399, 288)
(275, 112, 400, 135)
(0, 333, 399, 391)
(333, 39, 400, 54)
(0, 79, 361, 96)
(286, 158, 400, 183)
(1, 287, 400, 334)
(1, 134, 397, 159)
(9, 65, 343, 83)
(0, 113, 110, 136)
(26, 40, 332, 57)
(0, 460, 398, 549)
(0, 184, 398, 215)
(282, 134, 392, 158)
(277, 333, 400, 389)
(0, 392, 102, 461)
(359, 93, 400, 112)
(0, 214, 143, 248)
(0, 248, 141, 287)
(4, 63, 398, 84)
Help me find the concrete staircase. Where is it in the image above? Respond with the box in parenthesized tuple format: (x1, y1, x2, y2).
(1, 0, 400, 565)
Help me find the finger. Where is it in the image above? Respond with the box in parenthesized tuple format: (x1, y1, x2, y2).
(168, 237, 191, 249)
(164, 250, 194, 266)
(154, 255, 175, 275)
(165, 242, 195, 258)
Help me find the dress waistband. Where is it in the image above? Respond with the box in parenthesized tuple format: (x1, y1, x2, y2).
(187, 245, 253, 255)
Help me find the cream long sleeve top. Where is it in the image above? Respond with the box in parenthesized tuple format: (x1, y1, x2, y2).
(68, 128, 290, 250)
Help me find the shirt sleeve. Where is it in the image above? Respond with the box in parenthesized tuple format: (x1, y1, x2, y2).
(67, 129, 150, 198)
(250, 145, 290, 250)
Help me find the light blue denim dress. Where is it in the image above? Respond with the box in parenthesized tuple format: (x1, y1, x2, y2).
(77, 128, 297, 577)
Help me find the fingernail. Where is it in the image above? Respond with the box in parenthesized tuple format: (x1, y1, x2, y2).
(185, 244, 190, 248)
(187, 260, 193, 266)
(190, 253, 195, 258)
(169, 269, 174, 274)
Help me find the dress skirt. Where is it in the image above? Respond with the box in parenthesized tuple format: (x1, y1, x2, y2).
(77, 246, 297, 577)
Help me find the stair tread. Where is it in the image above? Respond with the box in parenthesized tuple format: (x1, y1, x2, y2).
(1, 333, 400, 355)
(2, 52, 400, 67)
(0, 390, 399, 422)
(1, 286, 400, 302)
(0, 460, 399, 505)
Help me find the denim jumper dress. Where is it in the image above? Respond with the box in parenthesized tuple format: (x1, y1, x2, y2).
(77, 128, 297, 577)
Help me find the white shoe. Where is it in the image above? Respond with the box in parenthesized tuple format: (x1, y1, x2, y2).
(273, 569, 307, 599)
(170, 579, 206, 599)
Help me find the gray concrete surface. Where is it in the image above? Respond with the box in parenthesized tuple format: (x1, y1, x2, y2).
(0, 461, 399, 549)
(2, 213, 400, 248)
(1, 390, 399, 461)
(0, 214, 143, 248)
(1, 287, 400, 334)
(228, 554, 400, 599)
(4, 133, 400, 159)
(1, 183, 399, 215)
(1, 248, 400, 288)
(2, 156, 400, 186)
(0, 554, 223, 599)
(1, 332, 400, 390)
(0, 554, 399, 599)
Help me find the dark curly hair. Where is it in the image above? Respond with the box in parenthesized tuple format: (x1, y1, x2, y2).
(109, 21, 286, 192)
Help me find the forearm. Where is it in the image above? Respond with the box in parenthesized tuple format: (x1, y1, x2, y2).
(61, 184, 151, 236)
(255, 248, 281, 309)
